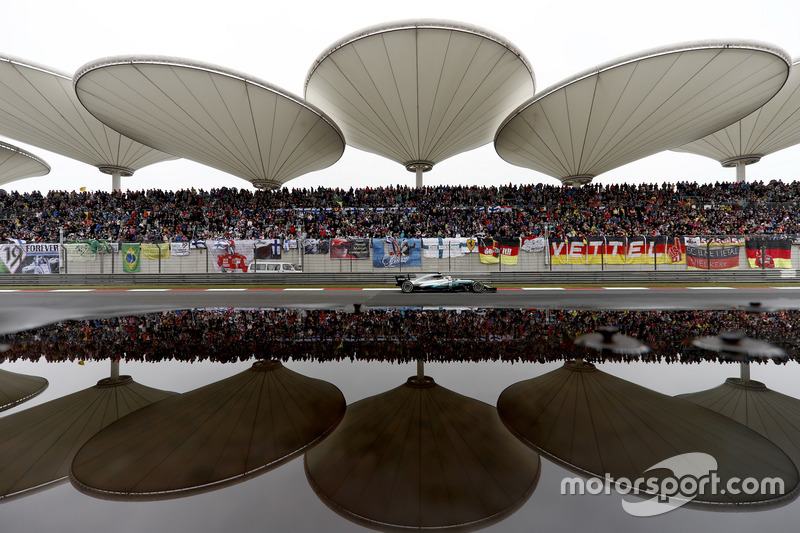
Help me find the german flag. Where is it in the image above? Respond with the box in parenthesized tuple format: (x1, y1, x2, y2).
(745, 238, 792, 268)
(548, 237, 567, 265)
(478, 237, 499, 264)
(498, 238, 520, 265)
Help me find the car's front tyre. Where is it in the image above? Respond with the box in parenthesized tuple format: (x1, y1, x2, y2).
(471, 281, 484, 293)
(401, 280, 415, 293)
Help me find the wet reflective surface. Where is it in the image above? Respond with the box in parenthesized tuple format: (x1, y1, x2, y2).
(2, 308, 800, 532)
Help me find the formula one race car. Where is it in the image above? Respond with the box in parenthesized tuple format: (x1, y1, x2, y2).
(395, 273, 497, 293)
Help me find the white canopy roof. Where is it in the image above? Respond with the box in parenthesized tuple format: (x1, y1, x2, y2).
(674, 58, 800, 168)
(305, 20, 535, 174)
(0, 55, 175, 177)
(495, 41, 791, 186)
(74, 56, 346, 189)
(0, 141, 49, 186)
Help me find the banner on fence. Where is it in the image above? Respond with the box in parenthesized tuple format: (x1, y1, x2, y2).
(0, 243, 60, 274)
(498, 238, 520, 265)
(745, 238, 792, 268)
(548, 236, 686, 265)
(170, 242, 190, 257)
(255, 239, 282, 260)
(422, 237, 468, 258)
(141, 243, 170, 260)
(664, 237, 686, 264)
(686, 245, 740, 270)
(478, 237, 499, 264)
(521, 236, 546, 253)
(64, 243, 97, 262)
(330, 238, 370, 259)
(625, 237, 649, 265)
(567, 237, 586, 264)
(302, 239, 329, 255)
(604, 236, 627, 264)
(207, 239, 253, 272)
(373, 238, 421, 268)
(548, 238, 567, 265)
(122, 244, 141, 272)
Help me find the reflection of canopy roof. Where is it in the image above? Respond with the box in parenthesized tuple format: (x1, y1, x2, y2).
(0, 303, 182, 336)
(495, 41, 791, 186)
(0, 375, 173, 501)
(679, 378, 800, 470)
(74, 56, 345, 190)
(497, 362, 799, 507)
(0, 367, 48, 412)
(71, 361, 345, 499)
(692, 331, 786, 359)
(0, 55, 175, 177)
(305, 375, 540, 531)
(305, 20, 535, 173)
(674, 58, 800, 169)
(0, 141, 49, 186)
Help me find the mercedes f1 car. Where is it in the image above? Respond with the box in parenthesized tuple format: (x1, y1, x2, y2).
(395, 273, 497, 293)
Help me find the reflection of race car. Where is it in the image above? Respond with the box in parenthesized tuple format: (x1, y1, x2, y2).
(395, 273, 497, 293)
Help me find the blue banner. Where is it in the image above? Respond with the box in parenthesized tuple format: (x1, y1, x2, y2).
(372, 238, 421, 268)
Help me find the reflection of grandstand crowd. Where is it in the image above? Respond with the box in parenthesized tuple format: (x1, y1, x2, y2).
(2, 308, 798, 365)
(3, 180, 800, 243)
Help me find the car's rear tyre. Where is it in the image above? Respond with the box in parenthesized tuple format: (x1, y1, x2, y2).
(401, 280, 414, 293)
(471, 281, 484, 293)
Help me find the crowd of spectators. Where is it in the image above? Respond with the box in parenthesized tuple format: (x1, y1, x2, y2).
(2, 179, 800, 243)
(2, 307, 797, 365)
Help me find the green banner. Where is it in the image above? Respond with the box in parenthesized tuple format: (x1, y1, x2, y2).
(142, 243, 170, 260)
(122, 244, 141, 273)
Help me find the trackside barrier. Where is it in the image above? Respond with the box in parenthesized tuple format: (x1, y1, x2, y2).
(0, 270, 796, 287)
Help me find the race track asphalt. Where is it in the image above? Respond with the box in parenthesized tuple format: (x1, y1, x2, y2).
(3, 286, 800, 334)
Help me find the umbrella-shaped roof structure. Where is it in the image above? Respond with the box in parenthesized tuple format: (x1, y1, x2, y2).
(496, 361, 799, 508)
(0, 141, 49, 186)
(495, 41, 791, 186)
(0, 374, 174, 501)
(674, 58, 800, 182)
(73, 56, 345, 190)
(305, 374, 541, 531)
(70, 360, 345, 499)
(0, 367, 47, 412)
(304, 19, 536, 187)
(0, 55, 175, 189)
(679, 378, 800, 471)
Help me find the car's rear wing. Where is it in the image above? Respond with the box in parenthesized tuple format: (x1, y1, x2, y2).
(395, 274, 413, 287)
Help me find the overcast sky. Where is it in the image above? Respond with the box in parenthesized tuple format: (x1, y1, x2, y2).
(3, 0, 800, 194)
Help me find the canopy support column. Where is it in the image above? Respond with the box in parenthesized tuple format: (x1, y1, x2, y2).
(740, 361, 750, 385)
(406, 162, 432, 190)
(736, 161, 746, 183)
(111, 170, 122, 192)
